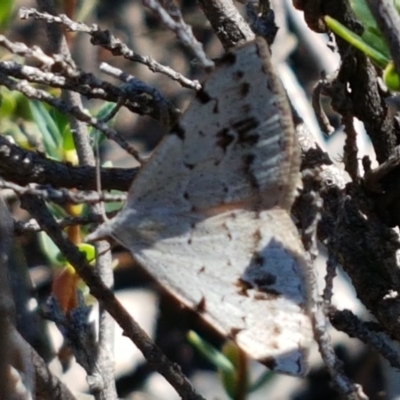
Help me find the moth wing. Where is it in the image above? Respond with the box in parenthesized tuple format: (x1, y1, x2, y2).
(85, 38, 312, 375)
(109, 208, 311, 376)
(123, 38, 299, 214)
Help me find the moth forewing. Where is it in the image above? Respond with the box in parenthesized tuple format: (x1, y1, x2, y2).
(87, 37, 312, 376)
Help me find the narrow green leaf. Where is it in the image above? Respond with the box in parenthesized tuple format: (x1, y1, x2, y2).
(187, 331, 235, 375)
(247, 369, 274, 393)
(349, 0, 390, 58)
(39, 231, 65, 267)
(90, 102, 117, 148)
(324, 16, 390, 69)
(30, 101, 62, 158)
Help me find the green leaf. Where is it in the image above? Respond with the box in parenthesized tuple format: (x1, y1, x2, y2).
(349, 0, 390, 58)
(0, 88, 17, 118)
(187, 331, 235, 375)
(187, 332, 250, 399)
(30, 101, 62, 158)
(384, 62, 400, 91)
(0, 0, 13, 31)
(77, 243, 96, 264)
(247, 369, 274, 393)
(90, 102, 118, 148)
(219, 341, 248, 399)
(39, 231, 65, 268)
(324, 16, 390, 69)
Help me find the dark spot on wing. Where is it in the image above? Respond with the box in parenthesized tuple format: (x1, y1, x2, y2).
(234, 70, 244, 80)
(261, 357, 277, 371)
(252, 229, 262, 242)
(213, 100, 219, 114)
(216, 128, 234, 151)
(251, 256, 278, 288)
(236, 279, 249, 295)
(219, 52, 237, 66)
(196, 88, 212, 104)
(240, 82, 250, 97)
(233, 117, 259, 139)
(174, 124, 185, 139)
(253, 254, 264, 266)
(195, 297, 206, 312)
(273, 325, 282, 336)
(183, 162, 195, 170)
(254, 273, 276, 290)
(229, 327, 241, 338)
(240, 272, 277, 290)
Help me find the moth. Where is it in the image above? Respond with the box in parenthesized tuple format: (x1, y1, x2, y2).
(88, 37, 312, 376)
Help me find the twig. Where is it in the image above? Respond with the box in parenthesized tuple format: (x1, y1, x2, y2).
(330, 308, 400, 370)
(0, 134, 136, 191)
(18, 8, 201, 90)
(13, 325, 79, 400)
(312, 79, 334, 135)
(35, 0, 117, 396)
(0, 71, 141, 161)
(0, 195, 33, 399)
(0, 34, 65, 67)
(198, 0, 255, 50)
(0, 180, 127, 204)
(301, 172, 367, 399)
(0, 56, 179, 125)
(20, 193, 206, 400)
(99, 62, 179, 126)
(323, 251, 338, 303)
(142, 0, 214, 68)
(13, 215, 102, 235)
(342, 114, 359, 181)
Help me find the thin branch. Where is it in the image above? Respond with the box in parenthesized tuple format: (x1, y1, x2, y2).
(323, 251, 338, 304)
(20, 193, 205, 400)
(198, 0, 255, 50)
(300, 172, 367, 399)
(342, 114, 359, 181)
(99, 62, 179, 126)
(330, 308, 400, 370)
(18, 8, 201, 90)
(13, 326, 79, 400)
(142, 0, 213, 68)
(0, 180, 127, 204)
(0, 135, 136, 191)
(35, 0, 117, 396)
(0, 56, 179, 125)
(312, 79, 334, 135)
(13, 215, 102, 235)
(0, 71, 141, 160)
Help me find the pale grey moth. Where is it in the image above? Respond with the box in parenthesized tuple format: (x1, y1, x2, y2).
(88, 37, 312, 376)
